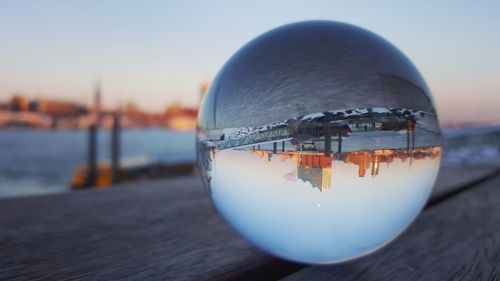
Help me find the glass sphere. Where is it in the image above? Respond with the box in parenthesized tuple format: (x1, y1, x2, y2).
(196, 21, 441, 264)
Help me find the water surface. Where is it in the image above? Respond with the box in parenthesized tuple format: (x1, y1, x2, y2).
(0, 129, 195, 197)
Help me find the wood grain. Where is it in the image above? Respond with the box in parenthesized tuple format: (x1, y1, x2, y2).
(0, 167, 498, 280)
(283, 173, 500, 280)
(0, 176, 299, 280)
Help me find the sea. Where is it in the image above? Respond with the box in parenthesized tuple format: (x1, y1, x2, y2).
(0, 129, 195, 198)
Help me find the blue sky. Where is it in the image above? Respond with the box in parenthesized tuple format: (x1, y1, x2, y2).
(0, 0, 499, 123)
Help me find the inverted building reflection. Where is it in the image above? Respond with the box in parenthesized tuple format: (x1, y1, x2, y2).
(197, 107, 441, 193)
(250, 146, 441, 192)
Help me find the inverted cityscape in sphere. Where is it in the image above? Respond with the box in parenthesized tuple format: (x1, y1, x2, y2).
(196, 21, 441, 264)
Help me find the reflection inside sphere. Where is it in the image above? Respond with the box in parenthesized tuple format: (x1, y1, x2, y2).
(196, 21, 441, 264)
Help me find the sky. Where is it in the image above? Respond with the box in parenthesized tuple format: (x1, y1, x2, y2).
(0, 0, 499, 124)
(210, 149, 439, 263)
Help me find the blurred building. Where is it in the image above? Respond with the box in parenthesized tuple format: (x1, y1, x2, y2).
(10, 95, 30, 111)
(1, 95, 88, 129)
(36, 99, 88, 117)
(0, 79, 205, 130)
(0, 110, 52, 129)
(164, 104, 198, 131)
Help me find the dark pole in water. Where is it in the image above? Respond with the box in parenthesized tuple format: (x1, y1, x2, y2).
(412, 124, 415, 150)
(282, 141, 285, 152)
(111, 111, 121, 184)
(324, 124, 331, 157)
(337, 131, 342, 154)
(407, 125, 410, 154)
(87, 124, 97, 187)
(273, 142, 277, 154)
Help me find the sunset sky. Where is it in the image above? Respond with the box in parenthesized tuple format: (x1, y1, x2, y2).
(0, 0, 499, 124)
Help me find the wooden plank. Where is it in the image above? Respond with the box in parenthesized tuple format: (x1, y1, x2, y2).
(283, 173, 500, 280)
(0, 176, 300, 280)
(0, 167, 497, 280)
(430, 165, 499, 201)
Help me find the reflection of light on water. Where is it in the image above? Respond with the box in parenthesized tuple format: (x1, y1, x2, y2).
(209, 146, 441, 263)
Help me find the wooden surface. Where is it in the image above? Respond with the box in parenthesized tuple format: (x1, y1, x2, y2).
(0, 166, 499, 280)
(285, 168, 500, 280)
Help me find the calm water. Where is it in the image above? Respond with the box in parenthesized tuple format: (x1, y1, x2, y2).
(0, 129, 195, 197)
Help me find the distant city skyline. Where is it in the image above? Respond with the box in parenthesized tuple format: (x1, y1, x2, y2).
(0, 0, 499, 124)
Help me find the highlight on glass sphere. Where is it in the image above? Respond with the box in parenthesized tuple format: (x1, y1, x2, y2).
(196, 21, 441, 264)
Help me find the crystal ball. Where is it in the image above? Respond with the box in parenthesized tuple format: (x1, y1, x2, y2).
(196, 21, 441, 264)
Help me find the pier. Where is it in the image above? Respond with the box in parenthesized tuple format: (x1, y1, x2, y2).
(218, 124, 351, 157)
(235, 123, 411, 158)
(217, 115, 417, 158)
